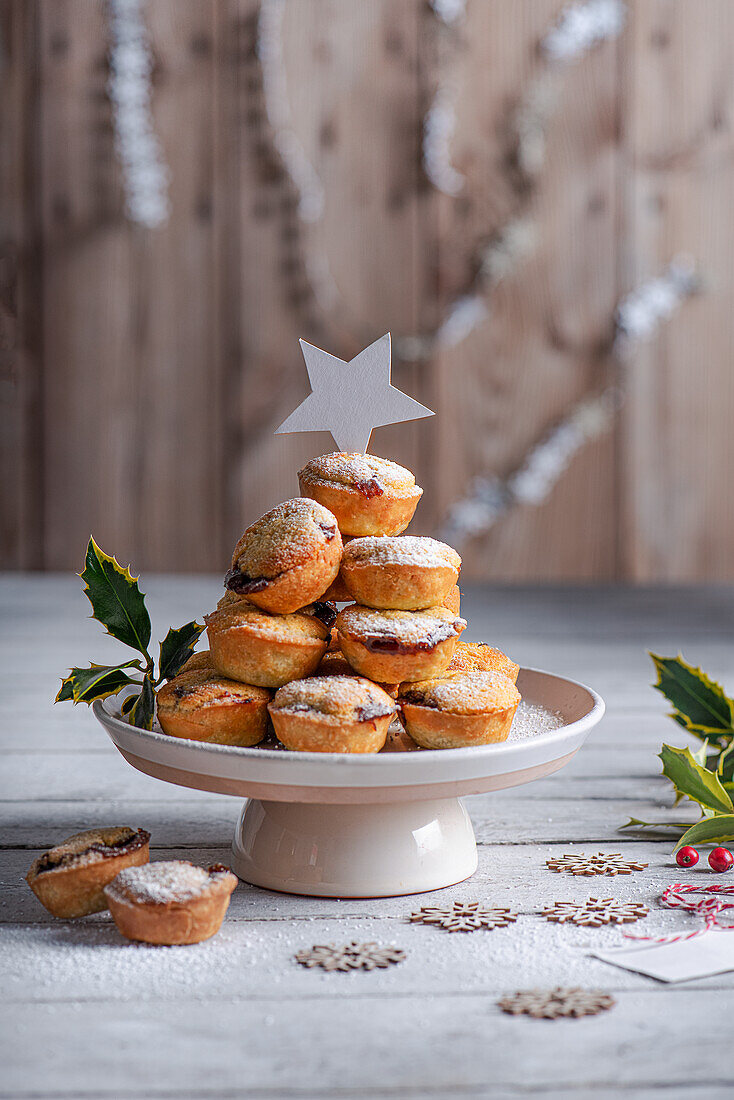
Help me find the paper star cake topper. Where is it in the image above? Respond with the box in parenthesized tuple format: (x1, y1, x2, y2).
(275, 333, 433, 454)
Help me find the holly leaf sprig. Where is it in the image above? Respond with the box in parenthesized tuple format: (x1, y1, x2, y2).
(55, 538, 204, 730)
(650, 653, 734, 749)
(620, 654, 734, 851)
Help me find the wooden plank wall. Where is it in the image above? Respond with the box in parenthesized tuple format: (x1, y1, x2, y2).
(2, 0, 733, 580)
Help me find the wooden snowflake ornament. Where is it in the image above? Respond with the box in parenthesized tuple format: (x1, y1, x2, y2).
(295, 941, 406, 972)
(542, 897, 649, 927)
(498, 988, 616, 1020)
(409, 901, 518, 933)
(546, 852, 649, 877)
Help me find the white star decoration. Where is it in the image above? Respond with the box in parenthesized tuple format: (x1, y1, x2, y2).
(275, 333, 434, 454)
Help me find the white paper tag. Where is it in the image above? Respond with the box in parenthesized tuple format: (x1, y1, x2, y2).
(591, 929, 734, 983)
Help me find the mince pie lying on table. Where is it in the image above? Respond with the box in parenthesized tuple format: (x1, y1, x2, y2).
(26, 827, 150, 918)
(105, 861, 237, 945)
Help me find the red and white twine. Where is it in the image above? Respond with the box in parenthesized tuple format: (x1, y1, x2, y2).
(625, 883, 734, 944)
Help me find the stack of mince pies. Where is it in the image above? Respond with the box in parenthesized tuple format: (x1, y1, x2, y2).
(157, 451, 522, 753)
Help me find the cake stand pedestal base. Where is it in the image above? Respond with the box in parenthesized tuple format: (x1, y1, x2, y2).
(231, 796, 478, 898)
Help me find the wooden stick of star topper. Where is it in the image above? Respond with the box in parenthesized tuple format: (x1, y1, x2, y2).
(275, 333, 434, 454)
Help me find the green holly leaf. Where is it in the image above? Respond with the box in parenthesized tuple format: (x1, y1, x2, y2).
(619, 817, 692, 835)
(717, 742, 734, 786)
(659, 744, 733, 816)
(56, 678, 75, 703)
(674, 815, 734, 852)
(56, 661, 143, 705)
(128, 674, 156, 731)
(120, 693, 138, 716)
(691, 743, 708, 766)
(158, 621, 205, 681)
(650, 653, 734, 745)
(80, 538, 152, 656)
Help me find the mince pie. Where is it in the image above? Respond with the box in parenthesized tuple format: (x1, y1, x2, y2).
(176, 649, 215, 677)
(298, 452, 422, 536)
(225, 498, 342, 614)
(157, 669, 271, 746)
(269, 676, 396, 753)
(315, 648, 399, 698)
(340, 535, 460, 610)
(105, 861, 237, 945)
(335, 605, 466, 684)
(444, 642, 519, 683)
(443, 585, 461, 615)
(26, 826, 150, 918)
(399, 671, 521, 749)
(206, 601, 330, 688)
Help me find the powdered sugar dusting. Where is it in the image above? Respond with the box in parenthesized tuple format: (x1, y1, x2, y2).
(392, 700, 562, 750)
(300, 453, 416, 492)
(338, 606, 466, 644)
(272, 676, 396, 719)
(403, 671, 520, 713)
(508, 700, 563, 742)
(343, 536, 460, 570)
(106, 861, 212, 905)
(231, 498, 340, 574)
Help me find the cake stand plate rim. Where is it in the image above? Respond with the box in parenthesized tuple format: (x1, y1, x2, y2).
(92, 666, 604, 798)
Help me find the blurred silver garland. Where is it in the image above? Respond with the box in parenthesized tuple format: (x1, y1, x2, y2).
(102, 0, 699, 547)
(423, 0, 467, 196)
(543, 0, 626, 62)
(440, 390, 620, 545)
(256, 0, 340, 317)
(400, 0, 627, 361)
(250, 0, 697, 546)
(429, 0, 468, 26)
(256, 0, 324, 224)
(252, 0, 628, 357)
(613, 255, 698, 357)
(107, 0, 170, 228)
(440, 258, 699, 546)
(423, 81, 466, 197)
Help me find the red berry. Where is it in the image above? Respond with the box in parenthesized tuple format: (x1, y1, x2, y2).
(676, 845, 699, 867)
(708, 847, 734, 873)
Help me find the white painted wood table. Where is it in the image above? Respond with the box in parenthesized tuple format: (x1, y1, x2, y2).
(2, 577, 734, 1099)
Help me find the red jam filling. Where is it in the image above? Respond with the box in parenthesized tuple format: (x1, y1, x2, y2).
(354, 479, 383, 499)
(36, 829, 150, 874)
(358, 623, 458, 655)
(308, 601, 337, 628)
(208, 863, 231, 876)
(224, 568, 269, 595)
(356, 704, 395, 722)
(399, 691, 436, 708)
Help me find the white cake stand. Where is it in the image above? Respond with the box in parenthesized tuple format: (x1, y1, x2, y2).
(93, 668, 603, 898)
